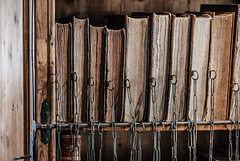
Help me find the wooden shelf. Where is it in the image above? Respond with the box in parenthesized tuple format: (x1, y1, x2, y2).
(36, 120, 236, 132)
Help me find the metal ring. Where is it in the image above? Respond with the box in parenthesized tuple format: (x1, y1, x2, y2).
(107, 80, 115, 91)
(89, 77, 94, 86)
(191, 70, 199, 80)
(170, 75, 177, 85)
(137, 122, 145, 133)
(125, 79, 131, 88)
(98, 122, 104, 135)
(150, 77, 156, 87)
(208, 70, 217, 80)
(232, 83, 239, 92)
(83, 128, 90, 135)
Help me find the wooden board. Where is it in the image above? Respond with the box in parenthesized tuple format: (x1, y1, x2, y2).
(187, 14, 212, 121)
(105, 28, 125, 122)
(89, 25, 105, 122)
(204, 13, 234, 121)
(0, 0, 24, 160)
(56, 23, 71, 122)
(166, 14, 190, 122)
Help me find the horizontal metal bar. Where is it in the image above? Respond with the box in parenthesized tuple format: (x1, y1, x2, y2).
(36, 120, 234, 129)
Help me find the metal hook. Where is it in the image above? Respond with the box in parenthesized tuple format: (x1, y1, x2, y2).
(137, 122, 145, 133)
(208, 70, 217, 80)
(125, 79, 131, 88)
(98, 122, 104, 135)
(170, 74, 177, 85)
(107, 80, 115, 91)
(232, 83, 240, 92)
(150, 77, 156, 87)
(191, 70, 199, 80)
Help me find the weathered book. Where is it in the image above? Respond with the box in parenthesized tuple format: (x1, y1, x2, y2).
(71, 17, 89, 123)
(201, 4, 239, 121)
(204, 13, 234, 121)
(187, 13, 212, 121)
(89, 25, 105, 122)
(104, 28, 125, 123)
(132, 12, 171, 122)
(108, 15, 149, 122)
(166, 14, 190, 122)
(55, 22, 72, 122)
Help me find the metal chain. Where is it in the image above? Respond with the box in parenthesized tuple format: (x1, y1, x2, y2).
(208, 70, 216, 161)
(137, 123, 145, 161)
(98, 123, 103, 161)
(150, 78, 158, 161)
(233, 83, 239, 161)
(192, 70, 199, 161)
(56, 74, 62, 161)
(89, 77, 95, 161)
(108, 81, 118, 161)
(125, 79, 137, 161)
(170, 75, 177, 161)
(188, 119, 192, 161)
(226, 124, 233, 161)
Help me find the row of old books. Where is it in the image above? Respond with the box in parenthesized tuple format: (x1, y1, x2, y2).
(55, 4, 240, 123)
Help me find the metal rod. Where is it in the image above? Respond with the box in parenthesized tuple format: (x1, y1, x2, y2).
(36, 120, 234, 129)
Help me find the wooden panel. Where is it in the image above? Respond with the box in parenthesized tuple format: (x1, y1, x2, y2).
(166, 14, 190, 121)
(0, 0, 24, 160)
(89, 26, 105, 122)
(105, 28, 125, 122)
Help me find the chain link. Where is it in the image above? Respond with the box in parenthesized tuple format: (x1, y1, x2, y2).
(98, 123, 103, 161)
(188, 119, 192, 161)
(170, 75, 177, 161)
(90, 77, 95, 161)
(125, 79, 137, 161)
(233, 83, 239, 161)
(208, 70, 216, 161)
(136, 123, 145, 161)
(56, 74, 62, 161)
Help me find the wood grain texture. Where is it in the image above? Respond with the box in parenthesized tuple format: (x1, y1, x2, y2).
(89, 25, 105, 122)
(187, 14, 212, 121)
(0, 0, 24, 160)
(166, 14, 190, 122)
(148, 13, 171, 122)
(105, 28, 125, 122)
(123, 16, 149, 122)
(72, 17, 89, 123)
(205, 13, 234, 121)
(56, 23, 71, 122)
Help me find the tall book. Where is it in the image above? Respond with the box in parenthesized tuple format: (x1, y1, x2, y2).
(132, 12, 171, 122)
(186, 13, 212, 121)
(108, 15, 149, 122)
(55, 22, 72, 122)
(89, 25, 105, 122)
(71, 17, 89, 123)
(104, 28, 125, 123)
(166, 14, 190, 122)
(201, 4, 239, 121)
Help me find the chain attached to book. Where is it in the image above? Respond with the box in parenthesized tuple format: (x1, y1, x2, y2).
(56, 74, 62, 161)
(225, 124, 233, 161)
(90, 77, 95, 161)
(98, 123, 104, 161)
(188, 119, 192, 161)
(107, 81, 118, 161)
(170, 75, 177, 161)
(192, 70, 199, 161)
(137, 123, 145, 161)
(208, 70, 216, 161)
(233, 83, 239, 161)
(150, 77, 159, 161)
(125, 79, 137, 161)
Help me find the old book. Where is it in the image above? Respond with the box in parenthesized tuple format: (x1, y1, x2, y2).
(104, 28, 125, 123)
(201, 4, 239, 121)
(55, 22, 71, 122)
(108, 15, 149, 122)
(166, 14, 190, 122)
(132, 12, 171, 122)
(89, 25, 105, 122)
(187, 14, 212, 121)
(71, 17, 89, 123)
(204, 13, 234, 121)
